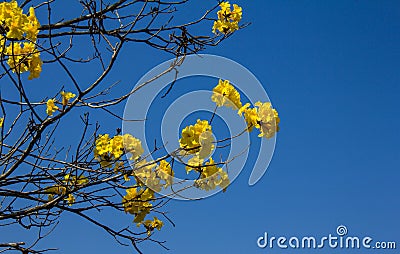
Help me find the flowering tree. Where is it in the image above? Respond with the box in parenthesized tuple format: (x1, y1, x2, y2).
(0, 1, 279, 253)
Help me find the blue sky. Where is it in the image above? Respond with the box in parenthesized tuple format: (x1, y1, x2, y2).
(2, 0, 400, 253)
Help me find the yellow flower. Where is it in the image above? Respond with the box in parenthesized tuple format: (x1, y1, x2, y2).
(231, 4, 243, 22)
(24, 7, 40, 41)
(219, 1, 231, 12)
(134, 159, 155, 179)
(179, 119, 212, 155)
(122, 187, 153, 223)
(45, 185, 67, 195)
(122, 134, 144, 161)
(180, 126, 197, 150)
(46, 99, 59, 116)
(255, 102, 280, 139)
(198, 130, 214, 159)
(0, 35, 5, 54)
(186, 156, 204, 173)
(6, 42, 27, 73)
(27, 50, 42, 80)
(6, 14, 25, 40)
(0, 2, 42, 79)
(140, 188, 154, 202)
(93, 134, 144, 169)
(65, 194, 75, 206)
(211, 79, 242, 110)
(0, 2, 40, 40)
(238, 103, 259, 131)
(142, 217, 163, 235)
(109, 135, 124, 159)
(6, 42, 42, 79)
(192, 119, 212, 137)
(133, 160, 165, 192)
(212, 20, 231, 34)
(213, 2, 242, 35)
(61, 91, 76, 106)
(64, 174, 88, 186)
(124, 174, 131, 182)
(194, 157, 230, 191)
(0, 117, 3, 128)
(238, 102, 280, 138)
(157, 160, 174, 187)
(201, 157, 219, 178)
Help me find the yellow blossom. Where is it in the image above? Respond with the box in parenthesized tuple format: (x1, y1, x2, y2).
(46, 99, 59, 116)
(211, 79, 242, 110)
(179, 119, 212, 155)
(142, 217, 163, 235)
(122, 134, 144, 161)
(198, 130, 215, 159)
(238, 102, 280, 138)
(6, 42, 42, 79)
(45, 185, 67, 196)
(65, 194, 75, 206)
(185, 156, 204, 173)
(213, 2, 243, 34)
(134, 160, 162, 192)
(156, 160, 174, 187)
(61, 91, 76, 106)
(64, 174, 88, 186)
(46, 185, 67, 201)
(231, 4, 243, 23)
(238, 103, 259, 131)
(93, 134, 144, 168)
(24, 7, 40, 41)
(255, 102, 280, 139)
(194, 157, 230, 191)
(122, 187, 153, 223)
(0, 117, 3, 128)
(0, 2, 42, 79)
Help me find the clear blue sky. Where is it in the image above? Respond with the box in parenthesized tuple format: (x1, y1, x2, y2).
(2, 0, 400, 253)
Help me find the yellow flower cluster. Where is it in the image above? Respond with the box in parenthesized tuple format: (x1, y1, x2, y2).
(5, 42, 42, 79)
(45, 174, 88, 205)
(45, 185, 67, 201)
(179, 119, 229, 191)
(211, 79, 280, 139)
(65, 194, 75, 206)
(46, 91, 76, 116)
(0, 1, 40, 40)
(121, 159, 173, 226)
(46, 99, 58, 116)
(157, 160, 174, 187)
(61, 91, 76, 106)
(63, 174, 88, 186)
(133, 159, 174, 192)
(0, 1, 42, 79)
(179, 119, 213, 155)
(213, 1, 242, 35)
(94, 133, 144, 168)
(141, 217, 163, 236)
(47, 187, 75, 206)
(122, 187, 154, 223)
(191, 157, 230, 192)
(0, 117, 3, 127)
(211, 79, 242, 110)
(239, 102, 280, 138)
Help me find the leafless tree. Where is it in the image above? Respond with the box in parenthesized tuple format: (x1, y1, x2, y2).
(0, 0, 246, 253)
